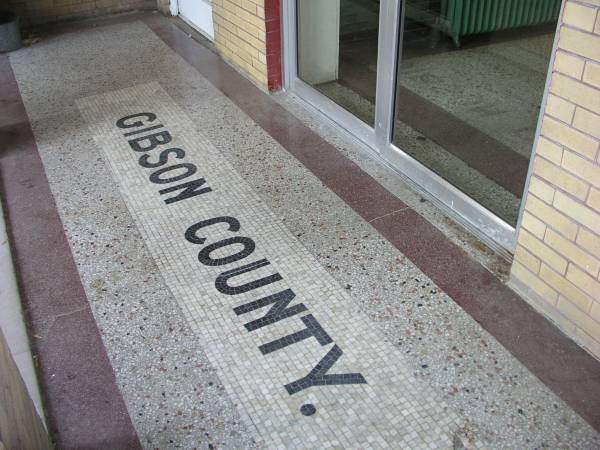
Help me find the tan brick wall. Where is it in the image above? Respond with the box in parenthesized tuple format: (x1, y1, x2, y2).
(511, 0, 600, 359)
(212, 0, 269, 89)
(6, 0, 156, 26)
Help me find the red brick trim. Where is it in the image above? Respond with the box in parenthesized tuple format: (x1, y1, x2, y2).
(265, 0, 282, 91)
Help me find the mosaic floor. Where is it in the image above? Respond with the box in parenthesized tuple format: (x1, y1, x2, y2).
(3, 14, 599, 449)
(77, 82, 459, 448)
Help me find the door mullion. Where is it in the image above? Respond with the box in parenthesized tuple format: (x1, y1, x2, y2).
(374, 0, 402, 153)
(282, 0, 297, 90)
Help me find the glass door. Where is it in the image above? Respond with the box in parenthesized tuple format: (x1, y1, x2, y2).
(391, 0, 560, 227)
(296, 0, 381, 127)
(287, 0, 560, 251)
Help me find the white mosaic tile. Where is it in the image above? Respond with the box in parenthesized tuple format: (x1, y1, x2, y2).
(77, 81, 460, 448)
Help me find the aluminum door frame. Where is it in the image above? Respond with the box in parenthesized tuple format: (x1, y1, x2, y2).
(282, 0, 527, 254)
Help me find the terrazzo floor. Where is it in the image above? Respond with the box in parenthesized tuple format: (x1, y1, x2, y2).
(2, 13, 599, 449)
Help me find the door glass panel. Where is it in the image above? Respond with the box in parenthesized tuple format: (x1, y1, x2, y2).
(297, 0, 380, 125)
(393, 0, 560, 225)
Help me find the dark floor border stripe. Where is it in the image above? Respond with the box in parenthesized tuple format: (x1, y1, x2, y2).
(142, 15, 600, 430)
(0, 55, 142, 450)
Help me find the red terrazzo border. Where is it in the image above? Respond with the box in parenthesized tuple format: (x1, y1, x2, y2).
(0, 54, 142, 450)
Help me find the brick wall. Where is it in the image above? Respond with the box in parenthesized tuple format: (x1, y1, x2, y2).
(212, 0, 281, 91)
(511, 0, 600, 359)
(6, 0, 156, 26)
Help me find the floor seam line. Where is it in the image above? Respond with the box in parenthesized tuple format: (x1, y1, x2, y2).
(367, 207, 410, 223)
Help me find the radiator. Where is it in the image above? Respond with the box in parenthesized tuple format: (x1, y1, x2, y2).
(443, 0, 562, 46)
(405, 0, 562, 46)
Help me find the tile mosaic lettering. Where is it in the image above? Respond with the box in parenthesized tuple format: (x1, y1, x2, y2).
(77, 82, 460, 449)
